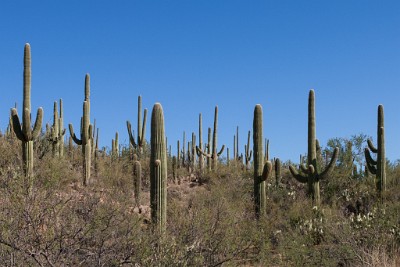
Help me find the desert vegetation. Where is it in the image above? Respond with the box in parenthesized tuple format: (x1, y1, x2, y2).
(0, 44, 399, 266)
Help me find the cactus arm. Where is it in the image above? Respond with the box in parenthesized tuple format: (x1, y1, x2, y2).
(367, 139, 378, 153)
(289, 165, 308, 183)
(365, 148, 377, 166)
(31, 107, 43, 139)
(11, 109, 25, 141)
(261, 161, 272, 181)
(249, 150, 253, 160)
(217, 145, 225, 156)
(69, 124, 82, 145)
(140, 108, 147, 146)
(300, 163, 309, 173)
(318, 147, 339, 180)
(365, 157, 377, 175)
(126, 120, 137, 148)
(196, 146, 211, 158)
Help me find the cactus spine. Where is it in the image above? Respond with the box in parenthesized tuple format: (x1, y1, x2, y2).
(365, 105, 386, 196)
(245, 130, 252, 170)
(69, 74, 93, 186)
(150, 103, 167, 232)
(127, 95, 147, 157)
(196, 106, 225, 170)
(253, 104, 272, 218)
(289, 90, 339, 206)
(11, 44, 44, 189)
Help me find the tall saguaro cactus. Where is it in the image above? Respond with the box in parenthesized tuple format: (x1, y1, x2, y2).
(11, 43, 43, 189)
(69, 74, 93, 186)
(289, 90, 339, 206)
(50, 100, 66, 158)
(253, 104, 272, 218)
(127, 95, 147, 157)
(245, 130, 252, 170)
(365, 105, 386, 196)
(150, 103, 167, 233)
(196, 106, 225, 170)
(197, 113, 204, 170)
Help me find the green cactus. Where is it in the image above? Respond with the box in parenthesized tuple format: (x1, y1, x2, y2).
(127, 95, 147, 157)
(245, 130, 253, 170)
(50, 100, 66, 158)
(289, 90, 339, 206)
(253, 104, 272, 218)
(177, 140, 181, 168)
(196, 106, 225, 170)
(190, 132, 196, 170)
(94, 128, 99, 176)
(69, 74, 93, 186)
(265, 138, 269, 162)
(133, 154, 142, 211)
(112, 132, 119, 158)
(182, 131, 186, 167)
(11, 44, 43, 190)
(172, 155, 178, 183)
(365, 104, 386, 197)
(150, 103, 167, 233)
(275, 158, 282, 188)
(227, 147, 230, 166)
(197, 113, 204, 170)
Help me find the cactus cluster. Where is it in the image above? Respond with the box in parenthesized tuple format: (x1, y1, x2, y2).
(49, 100, 66, 158)
(127, 95, 147, 157)
(11, 44, 44, 191)
(196, 106, 225, 170)
(289, 90, 339, 206)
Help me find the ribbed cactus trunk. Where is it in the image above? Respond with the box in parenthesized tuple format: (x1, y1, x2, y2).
(365, 105, 386, 198)
(69, 74, 92, 186)
(11, 44, 43, 192)
(52, 101, 60, 158)
(289, 90, 339, 206)
(150, 103, 167, 233)
(207, 128, 211, 171)
(253, 105, 272, 218)
(307, 89, 319, 203)
(198, 113, 204, 170)
(245, 130, 252, 170)
(133, 154, 142, 210)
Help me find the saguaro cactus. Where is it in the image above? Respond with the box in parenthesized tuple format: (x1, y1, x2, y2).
(253, 104, 272, 218)
(150, 103, 167, 232)
(365, 105, 386, 196)
(127, 95, 147, 156)
(11, 43, 43, 189)
(50, 100, 66, 158)
(69, 74, 93, 186)
(275, 158, 282, 187)
(133, 154, 142, 211)
(197, 113, 204, 170)
(112, 132, 119, 158)
(289, 90, 338, 206)
(245, 130, 252, 170)
(196, 106, 225, 170)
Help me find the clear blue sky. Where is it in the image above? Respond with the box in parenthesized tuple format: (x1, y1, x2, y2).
(1, 1, 399, 162)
